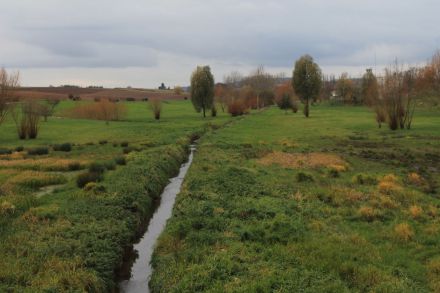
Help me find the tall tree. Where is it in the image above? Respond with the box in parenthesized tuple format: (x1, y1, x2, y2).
(0, 68, 20, 125)
(190, 66, 215, 118)
(361, 68, 379, 106)
(292, 55, 322, 117)
(336, 72, 355, 104)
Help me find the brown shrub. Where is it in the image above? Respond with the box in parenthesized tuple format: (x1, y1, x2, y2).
(66, 100, 126, 123)
(227, 99, 249, 116)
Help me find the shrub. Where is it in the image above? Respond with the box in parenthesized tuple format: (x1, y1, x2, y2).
(103, 160, 116, 171)
(84, 182, 106, 193)
(328, 168, 340, 178)
(352, 173, 377, 185)
(149, 98, 162, 120)
(76, 172, 103, 188)
(126, 97, 136, 102)
(211, 106, 217, 117)
(28, 147, 49, 156)
(0, 148, 12, 155)
(53, 143, 72, 152)
(120, 141, 129, 147)
(15, 146, 24, 152)
(88, 162, 106, 174)
(123, 147, 136, 154)
(114, 156, 126, 165)
(68, 162, 82, 171)
(393, 223, 414, 242)
(99, 140, 108, 145)
(0, 201, 16, 215)
(227, 99, 249, 116)
(296, 171, 314, 182)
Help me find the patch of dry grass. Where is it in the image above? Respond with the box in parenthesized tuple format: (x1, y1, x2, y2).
(378, 174, 403, 194)
(408, 205, 423, 219)
(393, 223, 414, 242)
(0, 158, 86, 171)
(258, 151, 348, 170)
(2, 171, 67, 191)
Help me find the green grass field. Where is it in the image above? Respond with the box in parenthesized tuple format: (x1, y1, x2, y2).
(0, 100, 231, 292)
(150, 105, 440, 292)
(1, 101, 439, 292)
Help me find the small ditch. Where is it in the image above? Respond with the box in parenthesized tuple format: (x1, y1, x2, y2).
(118, 145, 196, 293)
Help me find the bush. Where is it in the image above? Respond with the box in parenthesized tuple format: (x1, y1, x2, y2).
(211, 106, 217, 117)
(15, 146, 24, 152)
(28, 147, 49, 156)
(76, 172, 103, 188)
(65, 100, 126, 122)
(352, 173, 377, 185)
(114, 156, 126, 165)
(296, 171, 314, 182)
(103, 160, 116, 171)
(120, 141, 129, 147)
(68, 162, 82, 171)
(53, 143, 72, 152)
(227, 99, 249, 116)
(328, 168, 340, 178)
(0, 148, 12, 155)
(89, 162, 106, 174)
(150, 98, 162, 120)
(123, 147, 136, 154)
(99, 140, 108, 145)
(0, 201, 16, 215)
(126, 97, 136, 102)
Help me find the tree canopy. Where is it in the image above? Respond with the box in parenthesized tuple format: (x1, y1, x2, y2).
(190, 66, 215, 117)
(292, 55, 322, 117)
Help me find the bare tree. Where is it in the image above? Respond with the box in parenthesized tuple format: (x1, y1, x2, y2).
(244, 66, 275, 109)
(0, 68, 20, 125)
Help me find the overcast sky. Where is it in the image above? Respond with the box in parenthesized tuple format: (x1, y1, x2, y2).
(1, 0, 439, 88)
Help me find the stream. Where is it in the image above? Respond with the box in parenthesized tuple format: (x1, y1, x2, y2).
(118, 145, 196, 293)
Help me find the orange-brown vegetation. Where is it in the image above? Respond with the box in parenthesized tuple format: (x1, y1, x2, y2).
(65, 100, 126, 122)
(393, 223, 414, 242)
(258, 151, 348, 170)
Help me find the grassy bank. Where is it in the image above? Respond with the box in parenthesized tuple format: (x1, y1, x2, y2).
(0, 100, 231, 291)
(150, 105, 440, 292)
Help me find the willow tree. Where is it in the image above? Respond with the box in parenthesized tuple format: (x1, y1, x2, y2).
(190, 66, 215, 118)
(292, 55, 322, 117)
(361, 68, 379, 106)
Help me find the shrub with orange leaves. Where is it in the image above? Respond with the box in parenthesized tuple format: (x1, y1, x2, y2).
(227, 99, 249, 116)
(393, 223, 414, 242)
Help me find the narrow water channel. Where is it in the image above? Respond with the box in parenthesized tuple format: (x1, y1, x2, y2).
(119, 145, 196, 293)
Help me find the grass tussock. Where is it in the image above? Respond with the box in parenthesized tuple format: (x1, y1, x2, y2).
(3, 171, 67, 191)
(0, 158, 86, 172)
(393, 223, 414, 242)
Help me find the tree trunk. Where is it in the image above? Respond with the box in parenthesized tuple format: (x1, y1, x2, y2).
(304, 98, 310, 118)
(203, 107, 206, 118)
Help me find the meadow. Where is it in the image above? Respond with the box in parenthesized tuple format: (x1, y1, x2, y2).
(150, 105, 440, 292)
(0, 100, 230, 292)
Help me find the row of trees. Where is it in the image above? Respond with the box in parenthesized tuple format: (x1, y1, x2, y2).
(190, 57, 323, 118)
